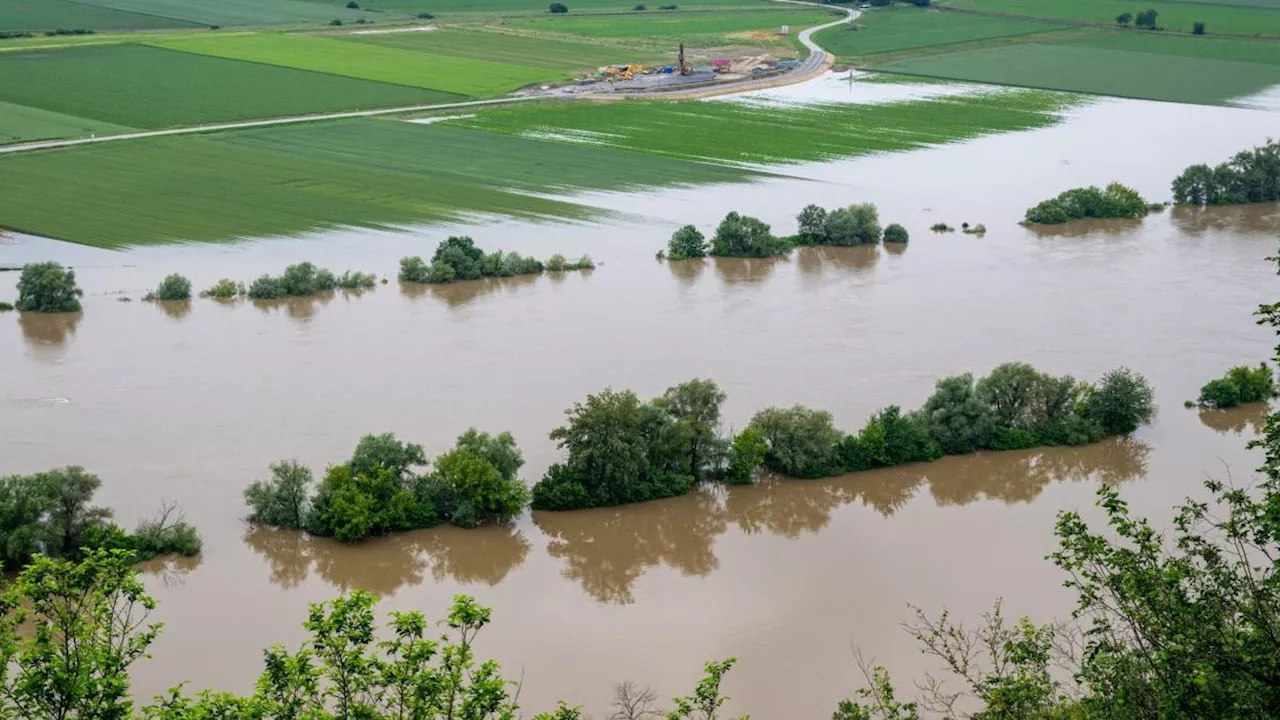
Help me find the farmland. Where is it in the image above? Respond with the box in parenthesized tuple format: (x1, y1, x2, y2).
(63, 0, 389, 27)
(0, 44, 458, 129)
(0, 100, 130, 143)
(0, 0, 197, 32)
(307, 0, 764, 12)
(813, 7, 1068, 59)
(343, 28, 665, 73)
(941, 0, 1280, 36)
(156, 33, 560, 96)
(507, 8, 839, 47)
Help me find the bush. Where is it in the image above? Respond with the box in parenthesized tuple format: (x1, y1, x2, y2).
(346, 0, 359, 7)
(930, 222, 954, 232)
(329, 18, 343, 25)
(245, 461, 313, 530)
(1198, 364, 1276, 408)
(1199, 378, 1242, 409)
(668, 225, 708, 259)
(634, 3, 646, 8)
(1116, 11, 1132, 25)
(726, 428, 767, 484)
(247, 275, 286, 300)
(154, 273, 191, 301)
(549, 1, 569, 11)
(748, 405, 843, 478)
(16, 262, 82, 312)
(659, 3, 678, 8)
(424, 431, 530, 528)
(883, 223, 908, 243)
(1135, 8, 1158, 28)
(988, 426, 1040, 450)
(337, 270, 376, 289)
(546, 254, 568, 271)
(921, 373, 996, 455)
(1085, 368, 1156, 435)
(963, 223, 987, 235)
(426, 261, 457, 283)
(202, 278, 239, 298)
(132, 504, 202, 559)
(710, 211, 789, 257)
(822, 203, 880, 246)
(0, 302, 13, 312)
(417, 11, 434, 18)
(796, 204, 828, 244)
(1193, 20, 1205, 34)
(1024, 183, 1149, 224)
(570, 254, 595, 270)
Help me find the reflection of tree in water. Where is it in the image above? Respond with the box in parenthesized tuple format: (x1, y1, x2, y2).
(1170, 204, 1280, 237)
(883, 242, 906, 256)
(712, 257, 782, 286)
(399, 274, 540, 308)
(137, 554, 203, 588)
(725, 474, 866, 538)
(242, 524, 530, 595)
(1199, 404, 1269, 436)
(251, 293, 333, 323)
(667, 258, 706, 287)
(19, 311, 81, 351)
(1026, 217, 1144, 240)
(155, 300, 191, 321)
(534, 490, 725, 605)
(925, 436, 1150, 507)
(795, 245, 880, 275)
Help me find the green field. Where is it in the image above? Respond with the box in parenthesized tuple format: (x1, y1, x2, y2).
(507, 8, 838, 45)
(344, 28, 661, 73)
(69, 0, 386, 27)
(814, 7, 1067, 59)
(873, 31, 1280, 104)
(156, 33, 558, 96)
(0, 0, 197, 31)
(0, 100, 131, 143)
(0, 44, 459, 129)
(303, 0, 763, 12)
(942, 0, 1280, 35)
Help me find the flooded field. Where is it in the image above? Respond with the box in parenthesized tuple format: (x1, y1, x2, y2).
(3, 78, 1280, 717)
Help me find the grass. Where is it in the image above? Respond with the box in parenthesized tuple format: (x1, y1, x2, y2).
(441, 88, 1081, 165)
(506, 8, 838, 46)
(67, 0, 391, 27)
(814, 6, 1067, 59)
(941, 0, 1280, 36)
(0, 99, 132, 143)
(300, 0, 762, 11)
(872, 31, 1280, 105)
(0, 44, 460, 129)
(156, 33, 559, 96)
(342, 27, 664, 73)
(0, 0, 198, 31)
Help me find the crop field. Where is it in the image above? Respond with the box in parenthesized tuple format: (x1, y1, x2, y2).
(441, 88, 1081, 165)
(941, 0, 1280, 36)
(69, 0, 386, 27)
(156, 33, 558, 96)
(507, 8, 838, 46)
(814, 7, 1067, 59)
(0, 99, 131, 143)
(304, 0, 762, 12)
(343, 28, 663, 73)
(0, 44, 458, 129)
(0, 0, 196, 32)
(872, 31, 1280, 105)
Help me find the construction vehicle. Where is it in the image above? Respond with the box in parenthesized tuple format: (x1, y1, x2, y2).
(678, 43, 692, 76)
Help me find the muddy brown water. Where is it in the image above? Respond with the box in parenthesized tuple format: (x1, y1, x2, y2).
(4, 86, 1280, 717)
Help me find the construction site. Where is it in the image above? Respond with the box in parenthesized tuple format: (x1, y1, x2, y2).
(568, 33, 807, 95)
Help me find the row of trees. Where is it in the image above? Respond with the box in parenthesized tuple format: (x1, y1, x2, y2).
(1115, 8, 1159, 28)
(661, 203, 907, 261)
(1197, 362, 1276, 408)
(1023, 182, 1151, 224)
(1172, 138, 1280, 206)
(0, 466, 201, 569)
(246, 262, 377, 299)
(245, 430, 531, 541)
(400, 236, 592, 284)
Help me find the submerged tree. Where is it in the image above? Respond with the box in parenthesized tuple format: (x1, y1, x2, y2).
(15, 261, 82, 312)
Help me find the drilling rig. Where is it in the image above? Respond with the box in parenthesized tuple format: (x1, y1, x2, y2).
(678, 42, 692, 76)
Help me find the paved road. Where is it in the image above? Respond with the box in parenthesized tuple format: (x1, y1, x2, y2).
(0, 1, 857, 155)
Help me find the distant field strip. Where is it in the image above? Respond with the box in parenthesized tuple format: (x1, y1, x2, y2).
(69, 0, 385, 26)
(0, 0, 197, 31)
(441, 89, 1081, 165)
(872, 34, 1280, 105)
(0, 44, 459, 129)
(940, 0, 1280, 35)
(342, 28, 662, 73)
(156, 34, 560, 96)
(814, 7, 1067, 58)
(507, 8, 839, 43)
(304, 0, 762, 11)
(0, 100, 131, 143)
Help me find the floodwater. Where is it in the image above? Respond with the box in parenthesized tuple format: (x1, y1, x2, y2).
(4, 77, 1280, 717)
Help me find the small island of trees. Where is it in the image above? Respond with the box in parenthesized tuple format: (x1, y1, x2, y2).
(660, 202, 906, 261)
(1197, 363, 1277, 409)
(400, 235, 591, 284)
(1024, 183, 1151, 224)
(1172, 138, 1280, 206)
(14, 261, 82, 312)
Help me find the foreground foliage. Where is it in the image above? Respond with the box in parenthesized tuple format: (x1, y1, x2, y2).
(1173, 138, 1280, 206)
(15, 261, 81, 313)
(1023, 182, 1149, 224)
(246, 429, 530, 541)
(1198, 362, 1276, 409)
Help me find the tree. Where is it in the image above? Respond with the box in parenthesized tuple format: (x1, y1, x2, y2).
(921, 373, 996, 455)
(1172, 163, 1218, 205)
(668, 225, 708, 260)
(710, 212, 788, 257)
(350, 432, 428, 482)
(1024, 183, 1149, 224)
(16, 261, 82, 312)
(1193, 20, 1205, 34)
(1134, 8, 1158, 28)
(725, 428, 766, 485)
(796, 204, 828, 243)
(656, 379, 727, 478)
(428, 447, 529, 528)
(882, 223, 908, 244)
(1116, 11, 1132, 25)
(823, 203, 881, 246)
(976, 362, 1043, 429)
(1172, 140, 1280, 206)
(549, 1, 569, 11)
(667, 659, 746, 720)
(1198, 363, 1276, 408)
(433, 236, 486, 280)
(154, 273, 192, 301)
(1084, 367, 1155, 435)
(245, 460, 313, 530)
(747, 405, 843, 478)
(41, 466, 112, 559)
(1199, 378, 1242, 409)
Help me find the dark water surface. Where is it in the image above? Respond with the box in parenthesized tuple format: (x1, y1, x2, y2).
(3, 90, 1280, 717)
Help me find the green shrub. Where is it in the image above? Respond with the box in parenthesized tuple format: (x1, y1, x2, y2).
(747, 405, 843, 478)
(726, 427, 767, 484)
(963, 223, 987, 235)
(424, 432, 530, 528)
(570, 254, 595, 270)
(201, 278, 239, 298)
(155, 273, 192, 301)
(989, 426, 1040, 450)
(131, 504, 202, 559)
(346, 0, 359, 7)
(329, 18, 343, 25)
(930, 222, 954, 232)
(244, 461, 313, 530)
(247, 275, 286, 300)
(822, 203, 881, 246)
(1085, 368, 1156, 435)
(1198, 364, 1276, 408)
(711, 211, 789, 258)
(921, 373, 996, 455)
(856, 406, 942, 468)
(1024, 183, 1149, 224)
(16, 262, 82, 312)
(546, 254, 568, 271)
(668, 225, 708, 259)
(634, 3, 647, 9)
(796, 204, 828, 244)
(427, 262, 457, 283)
(1199, 378, 1242, 409)
(0, 302, 13, 312)
(337, 270, 377, 289)
(549, 1, 569, 11)
(417, 11, 434, 18)
(883, 223, 908, 243)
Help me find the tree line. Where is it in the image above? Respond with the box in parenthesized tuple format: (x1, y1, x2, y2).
(1173, 138, 1280, 206)
(659, 202, 909, 261)
(400, 235, 592, 285)
(1023, 182, 1153, 225)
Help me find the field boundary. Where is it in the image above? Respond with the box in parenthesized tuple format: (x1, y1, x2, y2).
(934, 3, 1280, 40)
